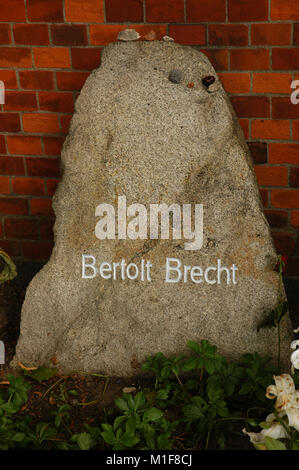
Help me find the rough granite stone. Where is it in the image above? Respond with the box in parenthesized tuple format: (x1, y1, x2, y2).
(12, 41, 293, 376)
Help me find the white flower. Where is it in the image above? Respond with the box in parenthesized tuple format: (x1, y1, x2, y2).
(266, 374, 299, 432)
(242, 413, 289, 444)
(293, 327, 299, 334)
(291, 340, 299, 369)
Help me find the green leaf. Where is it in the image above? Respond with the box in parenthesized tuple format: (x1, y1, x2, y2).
(264, 436, 287, 450)
(115, 397, 130, 413)
(120, 432, 139, 448)
(26, 367, 58, 383)
(238, 382, 253, 395)
(76, 432, 94, 450)
(144, 407, 163, 422)
(113, 415, 127, 431)
(11, 432, 25, 442)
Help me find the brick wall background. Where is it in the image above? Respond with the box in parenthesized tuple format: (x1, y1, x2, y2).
(0, 0, 299, 277)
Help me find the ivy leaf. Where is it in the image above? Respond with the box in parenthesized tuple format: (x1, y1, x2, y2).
(263, 436, 287, 450)
(25, 367, 58, 383)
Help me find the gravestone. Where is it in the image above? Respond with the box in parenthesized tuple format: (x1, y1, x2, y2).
(12, 40, 293, 376)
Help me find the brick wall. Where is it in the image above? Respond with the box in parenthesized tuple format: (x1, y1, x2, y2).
(0, 0, 299, 277)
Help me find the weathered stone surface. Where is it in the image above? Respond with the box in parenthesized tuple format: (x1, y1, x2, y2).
(12, 41, 293, 376)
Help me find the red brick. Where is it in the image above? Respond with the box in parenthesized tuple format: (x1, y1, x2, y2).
(271, 189, 299, 208)
(272, 98, 299, 119)
(22, 240, 53, 260)
(0, 47, 31, 68)
(187, 0, 225, 21)
(39, 92, 74, 113)
(4, 91, 37, 111)
(273, 233, 296, 257)
(269, 144, 299, 164)
(46, 179, 59, 197)
(65, 0, 104, 22)
(0, 240, 21, 256)
(200, 49, 228, 71)
(254, 165, 288, 186)
(271, 0, 299, 20)
(265, 210, 288, 228)
(0, 114, 20, 132)
(43, 137, 64, 156)
(13, 24, 49, 45)
(34, 48, 70, 69)
(0, 136, 6, 154)
(231, 96, 270, 118)
(71, 48, 101, 70)
(51, 25, 87, 46)
(146, 0, 184, 22)
(19, 71, 53, 90)
(290, 168, 299, 188)
(293, 121, 299, 140)
(251, 24, 291, 46)
(295, 24, 299, 45)
(248, 142, 267, 164)
(209, 24, 248, 46)
(252, 73, 292, 94)
(0, 177, 10, 194)
(168, 25, 206, 46)
(60, 115, 72, 134)
(285, 257, 299, 277)
(272, 49, 299, 70)
(259, 188, 268, 206)
(30, 198, 54, 216)
(26, 157, 60, 177)
(5, 218, 38, 239)
(23, 113, 60, 134)
(228, 0, 268, 21)
(40, 219, 55, 240)
(89, 25, 126, 45)
(251, 120, 290, 140)
(12, 177, 44, 196)
(56, 71, 89, 91)
(0, 24, 11, 44)
(0, 0, 26, 21)
(290, 211, 299, 228)
(239, 119, 249, 139)
(0, 71, 17, 89)
(106, 0, 143, 22)
(0, 156, 24, 175)
(27, 0, 64, 22)
(7, 136, 42, 156)
(230, 49, 269, 70)
(0, 197, 28, 215)
(218, 73, 250, 94)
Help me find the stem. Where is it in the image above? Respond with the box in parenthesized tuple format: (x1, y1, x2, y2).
(205, 426, 212, 450)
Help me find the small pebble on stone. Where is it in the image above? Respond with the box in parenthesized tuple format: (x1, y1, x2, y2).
(162, 35, 174, 42)
(168, 69, 183, 84)
(117, 29, 141, 41)
(202, 75, 216, 88)
(144, 30, 156, 41)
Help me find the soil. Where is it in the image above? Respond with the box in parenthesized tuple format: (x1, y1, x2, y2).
(0, 261, 298, 451)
